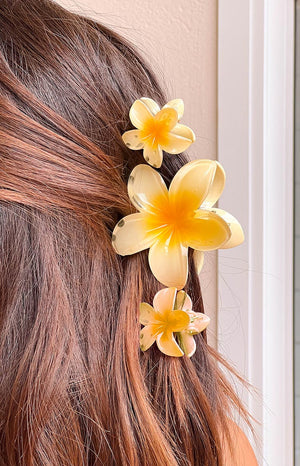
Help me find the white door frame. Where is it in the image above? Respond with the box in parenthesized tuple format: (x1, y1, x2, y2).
(218, 1, 294, 464)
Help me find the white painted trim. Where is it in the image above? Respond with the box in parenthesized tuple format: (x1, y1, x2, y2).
(218, 1, 294, 464)
(262, 1, 294, 464)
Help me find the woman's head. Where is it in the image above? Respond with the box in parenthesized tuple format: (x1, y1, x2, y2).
(0, 1, 248, 464)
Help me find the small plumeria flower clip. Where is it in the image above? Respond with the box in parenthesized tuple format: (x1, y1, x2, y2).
(122, 97, 195, 168)
(112, 159, 244, 290)
(140, 287, 210, 357)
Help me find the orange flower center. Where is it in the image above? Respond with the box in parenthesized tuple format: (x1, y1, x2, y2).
(145, 194, 196, 244)
(153, 309, 190, 334)
(140, 118, 170, 148)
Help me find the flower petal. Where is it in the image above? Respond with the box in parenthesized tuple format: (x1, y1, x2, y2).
(112, 213, 155, 255)
(174, 290, 193, 312)
(187, 312, 210, 334)
(193, 250, 204, 274)
(179, 333, 197, 358)
(154, 107, 178, 132)
(156, 331, 184, 357)
(170, 123, 196, 143)
(122, 130, 144, 150)
(201, 162, 226, 208)
(169, 159, 218, 211)
(143, 145, 163, 168)
(140, 97, 160, 116)
(163, 99, 184, 120)
(127, 164, 168, 213)
(208, 208, 244, 249)
(183, 210, 231, 251)
(140, 325, 157, 351)
(159, 133, 194, 155)
(129, 99, 153, 129)
(140, 303, 156, 325)
(153, 287, 177, 314)
(149, 240, 188, 289)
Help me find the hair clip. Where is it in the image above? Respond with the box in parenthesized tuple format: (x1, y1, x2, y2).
(140, 287, 210, 357)
(114, 98, 244, 358)
(112, 159, 244, 290)
(122, 97, 195, 168)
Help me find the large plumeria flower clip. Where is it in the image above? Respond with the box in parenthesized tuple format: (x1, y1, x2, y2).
(122, 97, 195, 168)
(112, 159, 244, 290)
(140, 287, 210, 357)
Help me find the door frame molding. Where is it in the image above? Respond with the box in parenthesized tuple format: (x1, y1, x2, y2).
(218, 1, 294, 464)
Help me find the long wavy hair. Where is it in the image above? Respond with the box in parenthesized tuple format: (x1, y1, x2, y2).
(0, 1, 250, 464)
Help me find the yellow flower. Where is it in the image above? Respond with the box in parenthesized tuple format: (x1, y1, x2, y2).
(122, 97, 195, 168)
(140, 287, 209, 357)
(112, 159, 244, 289)
(175, 290, 210, 357)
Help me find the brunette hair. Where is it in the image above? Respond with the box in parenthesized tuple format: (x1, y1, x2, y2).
(0, 1, 250, 464)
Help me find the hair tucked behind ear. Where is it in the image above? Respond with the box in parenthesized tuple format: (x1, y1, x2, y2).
(0, 1, 251, 465)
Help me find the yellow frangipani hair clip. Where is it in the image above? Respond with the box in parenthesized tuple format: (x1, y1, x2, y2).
(112, 159, 244, 290)
(114, 97, 244, 358)
(140, 287, 210, 357)
(122, 97, 195, 168)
